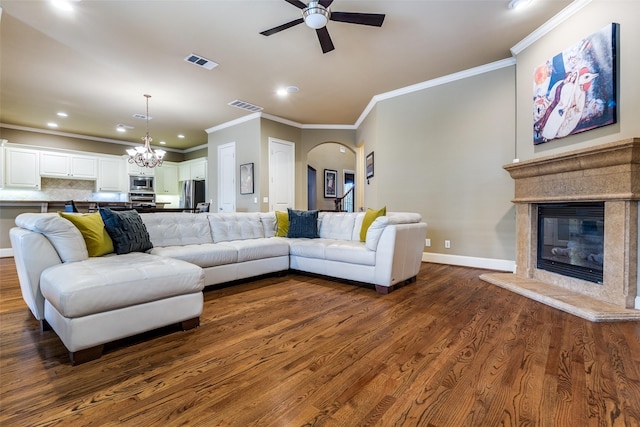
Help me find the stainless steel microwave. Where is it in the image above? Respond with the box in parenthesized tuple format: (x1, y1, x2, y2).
(129, 175, 154, 192)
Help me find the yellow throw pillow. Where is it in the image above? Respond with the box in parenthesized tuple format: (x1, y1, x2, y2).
(59, 211, 114, 257)
(360, 206, 386, 241)
(275, 211, 289, 237)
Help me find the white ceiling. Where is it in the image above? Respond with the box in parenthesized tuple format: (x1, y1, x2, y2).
(0, 0, 573, 151)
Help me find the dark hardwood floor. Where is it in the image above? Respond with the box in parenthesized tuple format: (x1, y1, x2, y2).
(1, 257, 640, 426)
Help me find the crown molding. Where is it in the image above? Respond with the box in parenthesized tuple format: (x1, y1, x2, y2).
(510, 0, 592, 55)
(354, 57, 516, 129)
(204, 112, 261, 134)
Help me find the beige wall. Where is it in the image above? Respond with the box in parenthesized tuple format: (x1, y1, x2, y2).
(515, 0, 640, 160)
(356, 106, 379, 210)
(207, 118, 261, 212)
(363, 66, 517, 260)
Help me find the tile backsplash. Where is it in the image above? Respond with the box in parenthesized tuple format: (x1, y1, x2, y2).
(0, 178, 126, 202)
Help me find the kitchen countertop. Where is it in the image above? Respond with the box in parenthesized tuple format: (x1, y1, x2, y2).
(0, 200, 170, 213)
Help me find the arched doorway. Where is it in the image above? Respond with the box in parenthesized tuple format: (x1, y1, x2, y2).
(307, 142, 356, 211)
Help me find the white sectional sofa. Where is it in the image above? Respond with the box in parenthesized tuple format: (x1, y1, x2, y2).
(10, 210, 426, 364)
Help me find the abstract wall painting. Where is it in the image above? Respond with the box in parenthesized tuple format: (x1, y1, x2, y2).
(533, 23, 618, 145)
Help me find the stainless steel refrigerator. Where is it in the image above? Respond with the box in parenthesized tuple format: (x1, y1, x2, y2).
(180, 180, 206, 209)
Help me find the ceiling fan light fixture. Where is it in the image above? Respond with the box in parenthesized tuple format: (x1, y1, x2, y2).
(302, 2, 330, 29)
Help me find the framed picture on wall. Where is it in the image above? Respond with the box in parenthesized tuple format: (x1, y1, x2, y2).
(532, 23, 618, 145)
(366, 151, 374, 179)
(240, 163, 254, 194)
(324, 169, 337, 198)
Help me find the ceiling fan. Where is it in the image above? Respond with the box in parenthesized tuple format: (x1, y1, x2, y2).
(260, 0, 386, 54)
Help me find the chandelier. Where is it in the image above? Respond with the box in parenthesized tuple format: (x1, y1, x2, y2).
(126, 94, 166, 168)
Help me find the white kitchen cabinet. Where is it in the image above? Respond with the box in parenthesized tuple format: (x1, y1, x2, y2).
(5, 146, 41, 189)
(179, 158, 207, 181)
(155, 162, 179, 194)
(126, 160, 155, 176)
(97, 157, 126, 192)
(40, 151, 97, 179)
(190, 159, 207, 180)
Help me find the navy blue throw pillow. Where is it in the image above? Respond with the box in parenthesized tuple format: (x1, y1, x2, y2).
(287, 209, 318, 239)
(99, 208, 153, 255)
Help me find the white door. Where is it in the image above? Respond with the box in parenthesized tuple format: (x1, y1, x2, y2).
(217, 142, 235, 212)
(269, 138, 295, 211)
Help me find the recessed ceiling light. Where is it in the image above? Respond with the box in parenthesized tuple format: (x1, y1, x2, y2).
(116, 124, 133, 132)
(277, 86, 299, 97)
(47, 122, 58, 128)
(508, 0, 533, 10)
(159, 141, 166, 145)
(51, 0, 78, 12)
(178, 134, 185, 139)
(57, 112, 68, 117)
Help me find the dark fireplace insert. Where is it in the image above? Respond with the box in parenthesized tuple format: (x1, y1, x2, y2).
(537, 202, 604, 284)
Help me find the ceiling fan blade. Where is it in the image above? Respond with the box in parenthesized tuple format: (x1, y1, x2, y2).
(330, 11, 386, 27)
(260, 18, 305, 36)
(285, 0, 307, 9)
(319, 0, 334, 7)
(316, 27, 335, 54)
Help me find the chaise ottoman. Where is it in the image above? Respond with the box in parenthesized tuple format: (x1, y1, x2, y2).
(40, 252, 204, 364)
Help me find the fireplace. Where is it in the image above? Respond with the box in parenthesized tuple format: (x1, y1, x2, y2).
(537, 202, 604, 284)
(480, 138, 640, 321)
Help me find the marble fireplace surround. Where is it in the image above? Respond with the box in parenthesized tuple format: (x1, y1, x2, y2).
(481, 138, 640, 321)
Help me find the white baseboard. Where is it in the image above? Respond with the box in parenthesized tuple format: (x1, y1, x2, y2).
(0, 248, 13, 258)
(422, 252, 515, 272)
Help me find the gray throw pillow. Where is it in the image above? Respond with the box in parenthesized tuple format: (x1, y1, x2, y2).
(287, 209, 318, 239)
(99, 208, 153, 255)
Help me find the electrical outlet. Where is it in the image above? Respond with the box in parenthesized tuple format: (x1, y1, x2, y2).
(425, 238, 431, 247)
(444, 240, 451, 249)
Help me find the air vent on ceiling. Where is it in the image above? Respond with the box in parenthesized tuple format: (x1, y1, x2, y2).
(133, 114, 152, 120)
(185, 53, 218, 70)
(228, 100, 263, 113)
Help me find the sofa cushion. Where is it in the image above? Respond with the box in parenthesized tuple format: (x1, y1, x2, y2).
(260, 212, 277, 238)
(149, 243, 237, 268)
(325, 241, 376, 266)
(318, 212, 357, 240)
(15, 213, 89, 262)
(287, 209, 318, 239)
(365, 216, 389, 251)
(40, 252, 204, 318)
(141, 213, 213, 247)
(275, 211, 289, 237)
(99, 209, 153, 255)
(289, 238, 331, 259)
(360, 206, 386, 241)
(219, 238, 290, 262)
(59, 212, 114, 257)
(208, 213, 264, 243)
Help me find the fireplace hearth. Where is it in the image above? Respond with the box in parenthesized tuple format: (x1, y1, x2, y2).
(481, 138, 640, 321)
